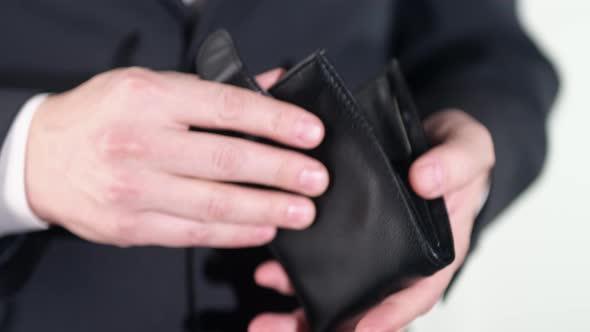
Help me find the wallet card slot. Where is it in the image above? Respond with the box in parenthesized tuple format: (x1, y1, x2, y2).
(387, 62, 454, 262)
(355, 62, 444, 255)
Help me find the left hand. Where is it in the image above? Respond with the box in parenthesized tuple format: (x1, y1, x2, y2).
(248, 110, 495, 332)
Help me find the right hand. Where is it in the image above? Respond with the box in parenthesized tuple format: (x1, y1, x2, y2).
(25, 67, 329, 248)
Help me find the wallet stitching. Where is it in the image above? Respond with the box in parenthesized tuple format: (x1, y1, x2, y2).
(309, 55, 448, 325)
(314, 54, 445, 269)
(270, 57, 377, 330)
(265, 58, 332, 330)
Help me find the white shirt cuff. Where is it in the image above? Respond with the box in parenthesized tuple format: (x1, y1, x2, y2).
(0, 94, 50, 236)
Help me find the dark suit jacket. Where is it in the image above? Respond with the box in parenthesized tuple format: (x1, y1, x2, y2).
(0, 1, 559, 331)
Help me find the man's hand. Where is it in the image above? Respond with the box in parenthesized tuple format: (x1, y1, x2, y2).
(248, 110, 495, 332)
(25, 67, 329, 248)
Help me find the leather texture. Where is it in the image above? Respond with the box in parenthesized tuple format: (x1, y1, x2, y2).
(196, 30, 455, 332)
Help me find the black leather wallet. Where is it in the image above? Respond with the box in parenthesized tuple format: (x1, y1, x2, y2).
(196, 30, 455, 332)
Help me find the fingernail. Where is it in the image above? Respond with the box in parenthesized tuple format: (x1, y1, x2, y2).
(286, 200, 314, 228)
(294, 117, 323, 144)
(418, 163, 443, 195)
(298, 166, 328, 192)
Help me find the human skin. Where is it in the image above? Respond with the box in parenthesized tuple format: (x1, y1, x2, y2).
(24, 68, 329, 248)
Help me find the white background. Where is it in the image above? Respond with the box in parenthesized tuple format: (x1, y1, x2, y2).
(414, 1, 590, 331)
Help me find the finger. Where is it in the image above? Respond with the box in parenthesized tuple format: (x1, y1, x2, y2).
(123, 211, 276, 248)
(256, 68, 285, 90)
(152, 130, 329, 197)
(444, 173, 490, 221)
(170, 76, 324, 149)
(143, 172, 316, 230)
(254, 260, 295, 295)
(409, 110, 494, 199)
(355, 274, 451, 332)
(249, 310, 308, 332)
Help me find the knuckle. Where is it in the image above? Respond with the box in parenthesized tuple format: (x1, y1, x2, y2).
(211, 142, 243, 178)
(102, 170, 143, 206)
(216, 86, 245, 122)
(107, 68, 163, 107)
(205, 189, 231, 221)
(94, 126, 150, 162)
(109, 214, 140, 247)
(269, 107, 288, 137)
(470, 121, 491, 141)
(185, 225, 210, 245)
(265, 196, 286, 225)
(271, 157, 291, 188)
(115, 67, 156, 93)
(469, 122, 496, 167)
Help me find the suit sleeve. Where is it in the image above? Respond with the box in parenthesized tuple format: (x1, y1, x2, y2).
(392, 0, 560, 249)
(0, 89, 51, 298)
(0, 90, 37, 144)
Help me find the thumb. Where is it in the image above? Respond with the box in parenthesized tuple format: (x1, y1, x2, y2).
(409, 110, 494, 199)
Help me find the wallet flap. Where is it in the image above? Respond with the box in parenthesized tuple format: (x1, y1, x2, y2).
(385, 62, 455, 255)
(355, 61, 455, 257)
(354, 66, 412, 164)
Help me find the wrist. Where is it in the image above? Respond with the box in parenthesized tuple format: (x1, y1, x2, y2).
(25, 94, 62, 224)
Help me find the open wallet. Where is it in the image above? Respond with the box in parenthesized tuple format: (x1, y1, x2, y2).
(195, 30, 455, 332)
